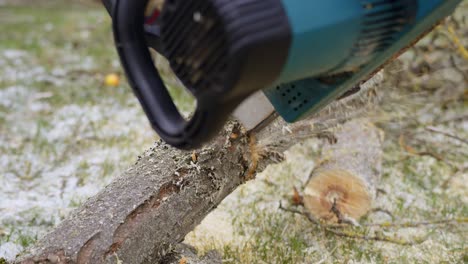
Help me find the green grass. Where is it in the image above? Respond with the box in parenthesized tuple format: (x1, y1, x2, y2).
(1, 1, 467, 263)
(0, 4, 197, 258)
(0, 2, 156, 257)
(186, 5, 468, 260)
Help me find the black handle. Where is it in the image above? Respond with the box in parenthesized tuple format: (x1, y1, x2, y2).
(102, 0, 114, 14)
(112, 0, 232, 149)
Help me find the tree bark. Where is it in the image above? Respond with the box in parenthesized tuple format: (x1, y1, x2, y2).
(17, 121, 256, 264)
(16, 118, 315, 264)
(303, 119, 384, 223)
(16, 73, 383, 264)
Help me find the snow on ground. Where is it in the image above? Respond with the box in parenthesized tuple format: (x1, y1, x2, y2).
(1, 2, 467, 263)
(0, 47, 155, 260)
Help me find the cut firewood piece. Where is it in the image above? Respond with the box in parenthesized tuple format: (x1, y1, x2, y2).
(303, 119, 384, 223)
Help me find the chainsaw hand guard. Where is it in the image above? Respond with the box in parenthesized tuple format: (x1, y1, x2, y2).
(111, 0, 290, 149)
(112, 0, 238, 149)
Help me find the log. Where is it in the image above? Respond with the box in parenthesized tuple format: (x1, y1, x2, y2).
(16, 72, 383, 264)
(303, 118, 384, 223)
(16, 122, 258, 264)
(160, 244, 222, 264)
(15, 119, 312, 264)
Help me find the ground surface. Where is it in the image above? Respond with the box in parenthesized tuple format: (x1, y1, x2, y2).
(0, 1, 467, 263)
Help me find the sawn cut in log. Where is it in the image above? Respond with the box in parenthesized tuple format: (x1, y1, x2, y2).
(304, 119, 384, 223)
(16, 73, 383, 264)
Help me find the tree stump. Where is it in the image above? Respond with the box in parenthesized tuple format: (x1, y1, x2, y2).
(303, 119, 384, 223)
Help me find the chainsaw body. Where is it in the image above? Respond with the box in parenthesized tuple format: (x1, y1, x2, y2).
(104, 0, 462, 149)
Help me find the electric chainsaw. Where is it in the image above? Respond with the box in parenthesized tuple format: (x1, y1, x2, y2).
(103, 0, 462, 149)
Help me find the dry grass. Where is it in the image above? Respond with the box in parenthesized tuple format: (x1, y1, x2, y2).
(0, 1, 467, 263)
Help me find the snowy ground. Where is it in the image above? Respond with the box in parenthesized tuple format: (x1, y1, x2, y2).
(1, 1, 467, 263)
(0, 3, 157, 260)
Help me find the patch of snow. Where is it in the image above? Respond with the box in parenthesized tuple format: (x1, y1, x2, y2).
(448, 170, 468, 204)
(29, 101, 51, 113)
(0, 242, 23, 262)
(0, 85, 30, 109)
(462, 120, 468, 132)
(51, 67, 67, 77)
(44, 23, 54, 32)
(185, 211, 245, 249)
(80, 56, 95, 71)
(2, 49, 27, 60)
(0, 65, 46, 84)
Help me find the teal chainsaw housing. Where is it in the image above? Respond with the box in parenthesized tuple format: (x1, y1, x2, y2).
(108, 0, 462, 149)
(265, 0, 463, 122)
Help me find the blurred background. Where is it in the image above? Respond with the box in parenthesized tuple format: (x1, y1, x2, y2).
(0, 0, 467, 263)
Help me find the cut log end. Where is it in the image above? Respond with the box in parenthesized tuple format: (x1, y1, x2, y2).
(302, 119, 383, 224)
(304, 169, 372, 223)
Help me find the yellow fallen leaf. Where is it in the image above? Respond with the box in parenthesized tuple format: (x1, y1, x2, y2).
(105, 73, 120, 87)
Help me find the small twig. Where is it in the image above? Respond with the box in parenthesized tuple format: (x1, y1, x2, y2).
(363, 217, 468, 228)
(414, 151, 445, 162)
(446, 24, 468, 61)
(330, 199, 360, 226)
(425, 126, 468, 145)
(434, 114, 468, 125)
(278, 202, 320, 225)
(398, 134, 451, 164)
(376, 188, 387, 198)
(368, 207, 395, 221)
(280, 203, 421, 245)
(330, 199, 343, 221)
(280, 203, 466, 246)
(327, 217, 468, 229)
(323, 228, 422, 246)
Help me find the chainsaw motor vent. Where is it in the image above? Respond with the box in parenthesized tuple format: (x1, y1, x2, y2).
(160, 0, 228, 95)
(336, 0, 418, 73)
(276, 83, 308, 112)
(159, 0, 292, 102)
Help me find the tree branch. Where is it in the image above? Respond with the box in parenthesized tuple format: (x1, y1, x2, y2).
(17, 72, 383, 264)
